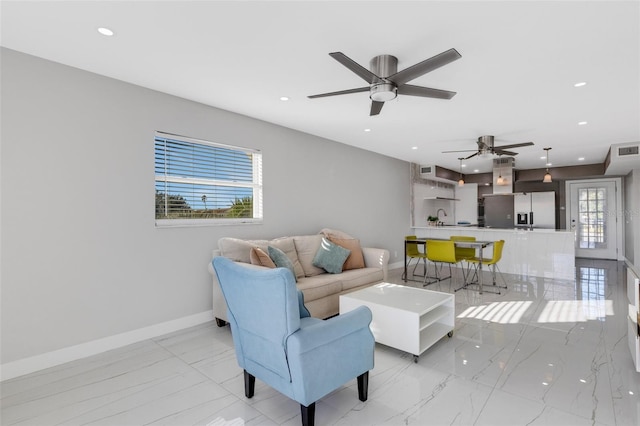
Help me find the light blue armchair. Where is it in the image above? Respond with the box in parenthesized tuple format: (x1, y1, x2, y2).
(212, 257, 375, 426)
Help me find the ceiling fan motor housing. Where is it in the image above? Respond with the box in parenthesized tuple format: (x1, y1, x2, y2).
(369, 55, 398, 101)
(370, 54, 398, 77)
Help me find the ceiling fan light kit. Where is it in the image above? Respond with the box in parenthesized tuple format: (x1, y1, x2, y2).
(308, 49, 461, 116)
(370, 83, 397, 102)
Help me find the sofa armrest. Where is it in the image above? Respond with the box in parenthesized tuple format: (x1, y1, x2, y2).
(362, 247, 390, 281)
(209, 252, 228, 324)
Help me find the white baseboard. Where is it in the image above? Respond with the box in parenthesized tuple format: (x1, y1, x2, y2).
(0, 310, 214, 382)
(388, 260, 404, 270)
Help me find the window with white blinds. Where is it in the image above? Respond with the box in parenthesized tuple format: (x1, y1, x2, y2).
(155, 131, 262, 226)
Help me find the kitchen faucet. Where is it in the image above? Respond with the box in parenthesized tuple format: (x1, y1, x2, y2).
(436, 208, 447, 225)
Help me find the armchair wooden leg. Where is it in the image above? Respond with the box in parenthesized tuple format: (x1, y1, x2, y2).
(357, 371, 369, 402)
(243, 370, 255, 398)
(300, 402, 315, 426)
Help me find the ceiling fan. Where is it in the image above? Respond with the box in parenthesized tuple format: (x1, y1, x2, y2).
(443, 135, 534, 159)
(308, 48, 461, 116)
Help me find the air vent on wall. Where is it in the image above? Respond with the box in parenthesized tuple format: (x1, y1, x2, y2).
(619, 145, 639, 156)
(605, 142, 640, 175)
(420, 165, 435, 177)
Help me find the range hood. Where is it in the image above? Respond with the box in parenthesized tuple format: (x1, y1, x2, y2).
(492, 157, 515, 194)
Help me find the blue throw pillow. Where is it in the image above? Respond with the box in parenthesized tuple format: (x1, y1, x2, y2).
(312, 237, 351, 274)
(267, 246, 297, 282)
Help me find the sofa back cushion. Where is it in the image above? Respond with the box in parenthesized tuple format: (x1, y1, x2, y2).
(293, 235, 325, 277)
(319, 228, 355, 240)
(219, 238, 269, 263)
(268, 237, 305, 278)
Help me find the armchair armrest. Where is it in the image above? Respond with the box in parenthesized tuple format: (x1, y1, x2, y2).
(285, 306, 375, 406)
(287, 305, 373, 353)
(362, 247, 390, 281)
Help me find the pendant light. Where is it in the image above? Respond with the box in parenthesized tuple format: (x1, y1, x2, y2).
(458, 157, 465, 186)
(543, 147, 552, 183)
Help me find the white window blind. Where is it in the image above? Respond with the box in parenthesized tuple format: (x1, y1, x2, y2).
(155, 131, 262, 226)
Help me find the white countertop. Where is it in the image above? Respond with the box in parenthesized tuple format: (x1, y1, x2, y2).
(412, 226, 573, 234)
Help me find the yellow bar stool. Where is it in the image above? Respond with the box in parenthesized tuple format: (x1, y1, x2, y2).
(467, 239, 508, 290)
(405, 235, 428, 279)
(425, 240, 462, 286)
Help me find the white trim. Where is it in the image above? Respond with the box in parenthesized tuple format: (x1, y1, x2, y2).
(0, 310, 214, 382)
(155, 218, 263, 228)
(388, 260, 405, 270)
(566, 177, 624, 260)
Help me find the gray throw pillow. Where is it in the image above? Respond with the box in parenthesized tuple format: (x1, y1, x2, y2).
(267, 246, 297, 282)
(312, 237, 351, 274)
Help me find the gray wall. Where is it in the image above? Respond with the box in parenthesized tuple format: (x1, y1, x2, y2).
(0, 48, 410, 364)
(625, 168, 640, 270)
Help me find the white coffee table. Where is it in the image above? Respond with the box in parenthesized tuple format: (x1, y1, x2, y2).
(340, 283, 454, 362)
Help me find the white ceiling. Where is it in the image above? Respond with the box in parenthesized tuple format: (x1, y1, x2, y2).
(2, 1, 639, 174)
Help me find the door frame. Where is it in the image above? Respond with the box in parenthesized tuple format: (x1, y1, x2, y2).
(565, 178, 624, 260)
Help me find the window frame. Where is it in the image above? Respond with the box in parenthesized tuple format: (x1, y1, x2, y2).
(154, 131, 263, 228)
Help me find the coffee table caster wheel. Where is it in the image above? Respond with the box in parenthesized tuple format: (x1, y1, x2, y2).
(447, 331, 454, 337)
(413, 355, 419, 363)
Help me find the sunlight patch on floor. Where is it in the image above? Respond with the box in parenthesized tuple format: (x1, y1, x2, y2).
(536, 300, 614, 323)
(457, 301, 533, 324)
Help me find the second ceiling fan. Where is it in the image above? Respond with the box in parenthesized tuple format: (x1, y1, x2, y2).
(443, 135, 534, 159)
(308, 48, 461, 116)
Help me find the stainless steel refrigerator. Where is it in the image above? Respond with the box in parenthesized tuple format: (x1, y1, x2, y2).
(483, 192, 556, 229)
(483, 195, 515, 229)
(513, 191, 556, 229)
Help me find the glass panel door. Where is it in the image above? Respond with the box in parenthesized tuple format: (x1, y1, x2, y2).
(569, 181, 617, 259)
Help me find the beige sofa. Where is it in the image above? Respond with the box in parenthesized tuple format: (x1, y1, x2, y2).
(208, 229, 389, 325)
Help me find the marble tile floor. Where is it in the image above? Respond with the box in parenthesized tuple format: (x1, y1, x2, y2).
(2, 259, 639, 425)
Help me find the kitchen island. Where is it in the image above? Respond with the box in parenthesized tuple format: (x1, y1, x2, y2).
(413, 226, 575, 280)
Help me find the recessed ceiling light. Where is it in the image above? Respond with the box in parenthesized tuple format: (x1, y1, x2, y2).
(540, 156, 546, 160)
(97, 27, 114, 36)
(578, 121, 588, 125)
(279, 96, 289, 101)
(574, 82, 587, 87)
(411, 146, 418, 150)
(578, 157, 585, 161)
(364, 128, 371, 132)
(474, 169, 479, 173)
(461, 164, 466, 168)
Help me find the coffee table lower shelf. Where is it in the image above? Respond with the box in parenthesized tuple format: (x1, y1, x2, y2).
(340, 283, 455, 362)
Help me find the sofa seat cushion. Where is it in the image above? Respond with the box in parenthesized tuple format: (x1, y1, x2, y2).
(296, 275, 343, 303)
(339, 268, 384, 291)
